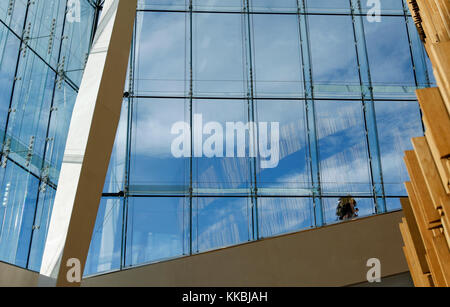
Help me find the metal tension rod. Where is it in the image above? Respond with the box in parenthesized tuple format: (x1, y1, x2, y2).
(39, 0, 137, 287)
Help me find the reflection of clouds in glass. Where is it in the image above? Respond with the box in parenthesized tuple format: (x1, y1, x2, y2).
(259, 198, 313, 237)
(364, 17, 415, 86)
(251, 0, 298, 11)
(104, 102, 128, 193)
(138, 0, 187, 10)
(375, 101, 423, 195)
(127, 197, 186, 265)
(195, 197, 250, 252)
(307, 0, 350, 12)
(130, 100, 188, 186)
(253, 14, 303, 96)
(309, 15, 359, 85)
(85, 198, 122, 275)
(136, 12, 188, 95)
(316, 101, 371, 194)
(194, 13, 245, 96)
(256, 101, 310, 188)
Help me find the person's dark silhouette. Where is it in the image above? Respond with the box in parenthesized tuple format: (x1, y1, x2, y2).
(336, 196, 359, 221)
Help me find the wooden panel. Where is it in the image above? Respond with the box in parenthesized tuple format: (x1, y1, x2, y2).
(412, 138, 450, 246)
(405, 0, 450, 288)
(417, 88, 450, 158)
(400, 196, 430, 273)
(429, 41, 450, 113)
(417, 0, 442, 43)
(439, 196, 450, 249)
(404, 151, 442, 225)
(435, 0, 450, 38)
(412, 137, 450, 210)
(405, 182, 447, 286)
(430, 230, 450, 286)
(426, 131, 450, 194)
(416, 87, 450, 193)
(400, 221, 432, 287)
(425, 252, 447, 287)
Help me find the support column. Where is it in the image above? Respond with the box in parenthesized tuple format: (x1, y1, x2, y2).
(39, 0, 137, 286)
(298, 0, 323, 226)
(350, 0, 386, 213)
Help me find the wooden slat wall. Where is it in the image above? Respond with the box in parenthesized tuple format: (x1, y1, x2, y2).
(401, 0, 450, 287)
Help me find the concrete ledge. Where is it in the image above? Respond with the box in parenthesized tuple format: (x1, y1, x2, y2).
(0, 262, 38, 287)
(82, 210, 409, 287)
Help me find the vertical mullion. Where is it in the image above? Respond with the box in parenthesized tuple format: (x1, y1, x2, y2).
(245, 0, 259, 241)
(298, 0, 323, 226)
(188, 0, 194, 255)
(350, 0, 386, 213)
(121, 8, 137, 270)
(26, 0, 69, 270)
(1, 0, 31, 160)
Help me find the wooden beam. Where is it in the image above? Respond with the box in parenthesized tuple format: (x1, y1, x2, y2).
(404, 151, 442, 225)
(400, 219, 432, 287)
(400, 197, 430, 274)
(416, 87, 450, 194)
(412, 137, 449, 210)
(404, 182, 447, 286)
(428, 41, 450, 113)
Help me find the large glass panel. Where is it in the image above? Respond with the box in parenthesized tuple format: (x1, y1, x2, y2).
(129, 99, 189, 195)
(252, 14, 303, 97)
(59, 0, 96, 85)
(258, 197, 314, 238)
(5, 51, 55, 176)
(103, 101, 128, 194)
(192, 99, 251, 194)
(0, 162, 39, 267)
(315, 100, 372, 195)
(194, 0, 242, 12)
(45, 82, 78, 185)
(255, 100, 311, 195)
(193, 197, 251, 252)
(386, 197, 403, 212)
(138, 0, 187, 10)
(24, 0, 66, 69)
(364, 16, 415, 88)
(375, 101, 423, 196)
(193, 13, 246, 97)
(84, 198, 123, 276)
(0, 0, 28, 34)
(135, 12, 188, 96)
(308, 15, 360, 98)
(251, 0, 298, 13)
(306, 0, 350, 13)
(125, 197, 188, 266)
(0, 25, 20, 129)
(0, 0, 96, 270)
(27, 186, 56, 271)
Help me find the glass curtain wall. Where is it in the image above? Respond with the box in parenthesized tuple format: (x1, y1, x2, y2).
(0, 0, 98, 271)
(85, 0, 431, 276)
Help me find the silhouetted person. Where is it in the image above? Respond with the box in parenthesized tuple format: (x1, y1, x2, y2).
(336, 196, 359, 221)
